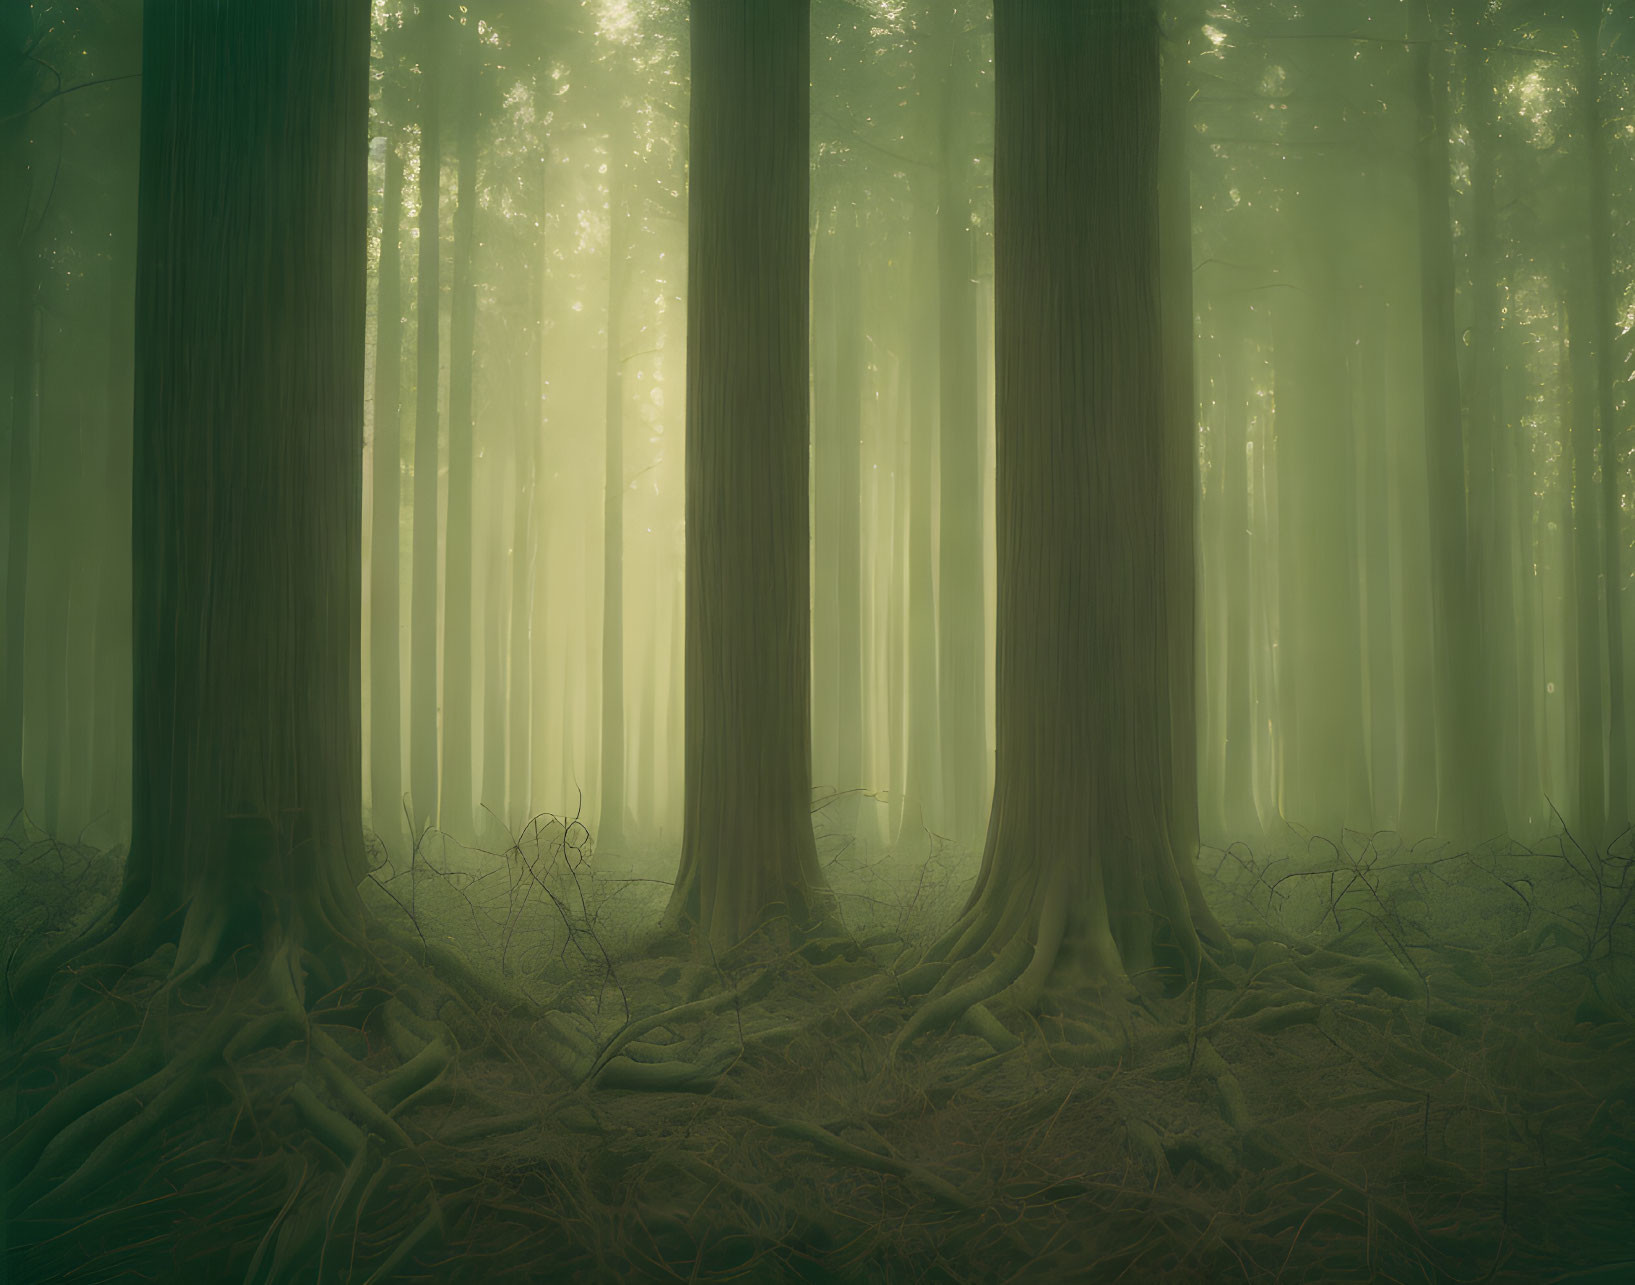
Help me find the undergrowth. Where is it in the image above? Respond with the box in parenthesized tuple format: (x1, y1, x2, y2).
(1, 806, 1631, 1283)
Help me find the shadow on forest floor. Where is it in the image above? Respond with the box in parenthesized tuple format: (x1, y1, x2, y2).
(2, 804, 1633, 1282)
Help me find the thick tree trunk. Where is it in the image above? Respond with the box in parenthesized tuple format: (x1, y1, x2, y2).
(440, 48, 478, 840)
(667, 0, 828, 950)
(596, 140, 629, 853)
(409, 2, 443, 833)
(122, 0, 369, 969)
(370, 131, 406, 838)
(931, 0, 1219, 1001)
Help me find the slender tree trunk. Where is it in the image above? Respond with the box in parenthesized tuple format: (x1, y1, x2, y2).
(480, 487, 508, 836)
(0, 1, 34, 830)
(370, 131, 406, 838)
(930, 0, 1220, 1001)
(833, 212, 865, 837)
(1460, 5, 1518, 833)
(811, 201, 840, 799)
(441, 47, 479, 840)
(409, 2, 443, 832)
(1, 268, 35, 829)
(1566, 288, 1605, 846)
(667, 0, 828, 949)
(597, 138, 629, 852)
(897, 194, 942, 850)
(1158, 19, 1203, 864)
(1579, 17, 1627, 835)
(92, 250, 135, 836)
(508, 222, 542, 828)
(32, 321, 74, 836)
(1219, 343, 1256, 834)
(121, 0, 369, 970)
(936, 23, 987, 847)
(1414, 6, 1490, 841)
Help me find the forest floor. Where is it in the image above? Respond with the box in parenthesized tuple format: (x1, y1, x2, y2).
(2, 805, 1633, 1283)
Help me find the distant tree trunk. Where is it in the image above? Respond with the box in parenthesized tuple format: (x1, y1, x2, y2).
(480, 493, 508, 835)
(409, 1, 443, 832)
(667, 0, 829, 949)
(370, 130, 406, 837)
(1414, 6, 1491, 841)
(596, 138, 629, 853)
(1578, 13, 1627, 835)
(929, 0, 1220, 1001)
(897, 193, 942, 850)
(508, 227, 542, 827)
(92, 251, 135, 835)
(833, 214, 865, 835)
(1, 269, 36, 829)
(1218, 342, 1256, 834)
(1158, 18, 1202, 863)
(811, 200, 840, 798)
(118, 0, 369, 972)
(811, 198, 865, 836)
(1459, 3, 1519, 831)
(441, 47, 479, 840)
(1566, 289, 1605, 845)
(0, 0, 34, 830)
(936, 22, 988, 848)
(31, 321, 74, 836)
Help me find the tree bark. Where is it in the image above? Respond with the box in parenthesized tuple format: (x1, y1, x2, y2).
(667, 0, 828, 950)
(1158, 18, 1203, 862)
(440, 43, 479, 839)
(122, 0, 369, 969)
(931, 0, 1220, 1001)
(1578, 14, 1627, 837)
(370, 130, 406, 838)
(596, 135, 629, 853)
(895, 192, 942, 851)
(936, 16, 987, 847)
(1414, 4, 1492, 841)
(408, 1, 443, 833)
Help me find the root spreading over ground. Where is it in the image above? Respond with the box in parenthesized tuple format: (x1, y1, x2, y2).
(2, 813, 1632, 1282)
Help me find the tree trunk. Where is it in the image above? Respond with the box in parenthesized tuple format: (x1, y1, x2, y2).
(370, 130, 406, 838)
(896, 194, 942, 851)
(409, 1, 443, 833)
(0, 0, 34, 829)
(1, 266, 35, 829)
(1158, 18, 1202, 864)
(1579, 15, 1627, 836)
(1459, 4, 1519, 833)
(931, 0, 1220, 1001)
(1414, 6, 1490, 841)
(936, 23, 987, 847)
(1566, 288, 1605, 847)
(508, 213, 543, 828)
(440, 45, 478, 840)
(596, 137, 629, 853)
(667, 0, 829, 950)
(121, 0, 369, 970)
